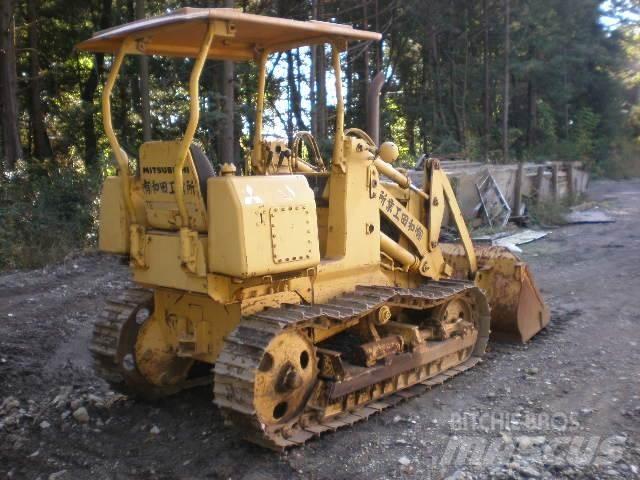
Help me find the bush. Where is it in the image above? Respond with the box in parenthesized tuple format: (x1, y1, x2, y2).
(527, 199, 571, 227)
(603, 138, 640, 179)
(0, 161, 100, 270)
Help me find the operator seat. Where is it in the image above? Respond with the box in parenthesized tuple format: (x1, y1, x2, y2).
(190, 144, 215, 205)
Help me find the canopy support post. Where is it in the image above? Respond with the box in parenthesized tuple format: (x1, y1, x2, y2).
(102, 38, 136, 222)
(175, 21, 215, 229)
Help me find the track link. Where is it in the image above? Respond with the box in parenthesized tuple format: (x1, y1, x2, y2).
(214, 280, 490, 449)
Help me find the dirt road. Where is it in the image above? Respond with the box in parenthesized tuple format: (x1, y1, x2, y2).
(1, 179, 639, 479)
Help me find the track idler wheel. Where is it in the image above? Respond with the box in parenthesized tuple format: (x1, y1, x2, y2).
(432, 296, 475, 339)
(92, 290, 194, 400)
(254, 330, 317, 425)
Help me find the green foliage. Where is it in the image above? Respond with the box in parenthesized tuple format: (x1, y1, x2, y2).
(605, 137, 640, 178)
(1, 0, 639, 271)
(385, 96, 413, 164)
(537, 101, 559, 147)
(573, 108, 601, 161)
(527, 200, 571, 227)
(0, 163, 99, 270)
(387, 0, 639, 170)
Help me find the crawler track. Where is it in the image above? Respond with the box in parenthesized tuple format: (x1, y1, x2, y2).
(214, 280, 490, 449)
(90, 288, 153, 388)
(90, 288, 207, 398)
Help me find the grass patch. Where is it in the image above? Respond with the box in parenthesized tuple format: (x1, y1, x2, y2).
(527, 200, 571, 227)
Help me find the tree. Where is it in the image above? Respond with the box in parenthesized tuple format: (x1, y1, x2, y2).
(1, 0, 639, 270)
(221, 0, 235, 166)
(502, 0, 511, 162)
(483, 0, 491, 159)
(0, 0, 23, 170)
(1, 0, 637, 172)
(137, 0, 151, 142)
(27, 0, 52, 159)
(81, 0, 112, 169)
(314, 0, 327, 139)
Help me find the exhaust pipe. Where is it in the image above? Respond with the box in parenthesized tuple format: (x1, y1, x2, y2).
(366, 71, 385, 146)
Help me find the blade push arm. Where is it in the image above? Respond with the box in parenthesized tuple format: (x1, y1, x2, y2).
(428, 160, 477, 275)
(375, 156, 478, 278)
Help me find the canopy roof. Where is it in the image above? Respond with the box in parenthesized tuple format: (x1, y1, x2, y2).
(76, 8, 382, 61)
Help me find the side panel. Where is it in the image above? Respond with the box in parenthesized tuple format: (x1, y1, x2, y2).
(133, 233, 208, 293)
(323, 137, 381, 267)
(98, 176, 129, 254)
(207, 175, 320, 278)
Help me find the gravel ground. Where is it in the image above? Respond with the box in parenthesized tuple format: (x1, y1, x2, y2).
(1, 179, 639, 480)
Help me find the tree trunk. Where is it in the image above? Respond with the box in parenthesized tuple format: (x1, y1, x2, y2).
(81, 65, 100, 168)
(563, 46, 569, 139)
(526, 78, 537, 148)
(360, 48, 370, 129)
(221, 0, 235, 165)
(359, 0, 370, 128)
(483, 0, 491, 160)
(345, 45, 353, 126)
(294, 49, 306, 131)
(82, 0, 111, 169)
(449, 57, 463, 148)
(461, 2, 470, 150)
(316, 45, 327, 138)
(374, 0, 382, 72)
(426, 4, 447, 138)
(27, 0, 52, 159)
(502, 0, 510, 163)
(137, 0, 151, 142)
(286, 49, 306, 135)
(286, 60, 294, 142)
(419, 36, 432, 153)
(115, 0, 134, 151)
(315, 0, 327, 138)
(0, 0, 23, 170)
(406, 116, 415, 157)
(310, 51, 317, 136)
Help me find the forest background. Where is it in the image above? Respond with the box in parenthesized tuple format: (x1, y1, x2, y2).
(1, 0, 639, 269)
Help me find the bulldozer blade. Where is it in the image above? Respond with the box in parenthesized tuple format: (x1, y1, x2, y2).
(441, 244, 550, 343)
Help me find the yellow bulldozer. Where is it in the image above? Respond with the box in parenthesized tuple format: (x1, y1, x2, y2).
(77, 8, 549, 449)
